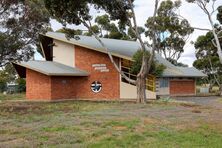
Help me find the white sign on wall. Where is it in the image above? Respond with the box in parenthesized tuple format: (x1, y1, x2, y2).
(92, 64, 109, 72)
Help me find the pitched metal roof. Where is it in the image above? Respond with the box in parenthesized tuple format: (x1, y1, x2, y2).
(163, 67, 206, 77)
(13, 61, 89, 76)
(42, 32, 206, 77)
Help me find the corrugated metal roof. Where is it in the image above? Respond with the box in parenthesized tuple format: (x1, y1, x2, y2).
(162, 67, 206, 77)
(14, 61, 89, 76)
(43, 32, 206, 77)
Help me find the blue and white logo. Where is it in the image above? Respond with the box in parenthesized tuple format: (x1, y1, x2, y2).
(91, 81, 102, 93)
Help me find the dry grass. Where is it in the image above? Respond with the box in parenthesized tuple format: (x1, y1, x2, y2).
(1, 94, 222, 147)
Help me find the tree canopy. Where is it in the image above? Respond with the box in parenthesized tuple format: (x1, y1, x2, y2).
(130, 50, 166, 77)
(145, 0, 193, 66)
(44, 0, 131, 27)
(193, 25, 222, 87)
(0, 0, 50, 67)
(56, 14, 145, 41)
(218, 6, 222, 24)
(186, 0, 222, 66)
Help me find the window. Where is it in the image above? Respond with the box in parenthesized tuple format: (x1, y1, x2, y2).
(159, 78, 169, 88)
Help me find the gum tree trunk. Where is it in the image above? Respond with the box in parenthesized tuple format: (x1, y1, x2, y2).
(137, 74, 146, 103)
(127, 0, 159, 103)
(136, 55, 151, 103)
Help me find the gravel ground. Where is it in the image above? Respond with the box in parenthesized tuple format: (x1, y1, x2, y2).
(173, 96, 221, 108)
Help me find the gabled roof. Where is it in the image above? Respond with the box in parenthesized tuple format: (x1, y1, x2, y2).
(41, 32, 207, 78)
(13, 61, 89, 77)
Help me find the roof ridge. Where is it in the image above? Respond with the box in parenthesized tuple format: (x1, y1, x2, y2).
(48, 31, 139, 43)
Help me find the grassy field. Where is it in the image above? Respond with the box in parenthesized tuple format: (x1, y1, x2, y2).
(1, 94, 222, 147)
(0, 93, 25, 101)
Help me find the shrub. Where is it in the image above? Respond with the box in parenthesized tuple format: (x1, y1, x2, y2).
(0, 80, 6, 93)
(16, 78, 26, 93)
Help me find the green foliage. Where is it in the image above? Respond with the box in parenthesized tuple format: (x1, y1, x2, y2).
(95, 14, 111, 31)
(0, 0, 51, 67)
(56, 28, 83, 39)
(84, 25, 100, 36)
(94, 16, 145, 40)
(44, 0, 131, 27)
(218, 6, 222, 24)
(130, 50, 166, 77)
(44, 1, 145, 41)
(128, 27, 145, 40)
(0, 81, 6, 93)
(16, 78, 26, 93)
(0, 64, 16, 92)
(145, 0, 193, 66)
(166, 58, 188, 67)
(193, 26, 222, 85)
(0, 65, 15, 83)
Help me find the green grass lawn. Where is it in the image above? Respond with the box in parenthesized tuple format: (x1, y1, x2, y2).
(1, 94, 222, 147)
(0, 93, 25, 101)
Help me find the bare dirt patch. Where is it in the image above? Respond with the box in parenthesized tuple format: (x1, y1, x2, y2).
(179, 103, 200, 108)
(191, 109, 202, 113)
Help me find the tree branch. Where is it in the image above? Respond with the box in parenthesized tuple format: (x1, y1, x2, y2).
(128, 0, 146, 51)
(80, 19, 136, 84)
(146, 0, 159, 75)
(192, 27, 211, 31)
(195, 0, 222, 64)
(208, 57, 221, 86)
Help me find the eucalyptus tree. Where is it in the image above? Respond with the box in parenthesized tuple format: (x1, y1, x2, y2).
(95, 14, 145, 40)
(57, 14, 145, 40)
(0, 0, 50, 67)
(193, 26, 222, 94)
(186, 0, 222, 64)
(44, 0, 160, 103)
(145, 0, 193, 66)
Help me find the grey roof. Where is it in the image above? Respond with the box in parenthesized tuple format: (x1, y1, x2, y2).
(162, 67, 206, 77)
(14, 61, 89, 76)
(43, 32, 206, 77)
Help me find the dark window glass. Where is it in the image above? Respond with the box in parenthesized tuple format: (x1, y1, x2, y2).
(159, 78, 169, 88)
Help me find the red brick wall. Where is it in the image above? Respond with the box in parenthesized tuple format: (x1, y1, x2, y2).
(26, 69, 88, 100)
(26, 45, 120, 100)
(51, 76, 87, 100)
(170, 79, 195, 96)
(75, 46, 120, 99)
(26, 69, 52, 100)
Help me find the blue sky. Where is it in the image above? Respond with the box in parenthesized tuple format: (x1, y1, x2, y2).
(36, 0, 222, 67)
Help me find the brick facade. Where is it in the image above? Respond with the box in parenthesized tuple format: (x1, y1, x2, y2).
(26, 69, 87, 100)
(26, 45, 120, 100)
(75, 45, 120, 99)
(170, 79, 195, 96)
(26, 69, 52, 100)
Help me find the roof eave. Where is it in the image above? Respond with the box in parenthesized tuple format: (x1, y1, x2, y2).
(13, 62, 90, 77)
(48, 73, 89, 76)
(160, 75, 207, 78)
(42, 33, 133, 61)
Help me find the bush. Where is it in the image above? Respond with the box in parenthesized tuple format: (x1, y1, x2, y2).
(16, 78, 26, 93)
(130, 50, 166, 76)
(0, 81, 6, 93)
